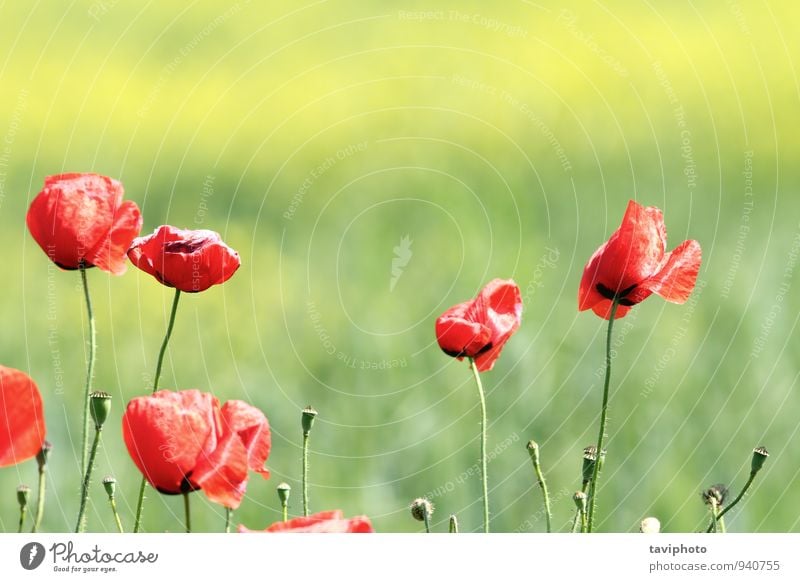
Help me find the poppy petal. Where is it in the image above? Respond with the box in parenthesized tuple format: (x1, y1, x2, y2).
(191, 431, 249, 509)
(638, 239, 702, 303)
(0, 366, 46, 467)
(220, 400, 271, 478)
(435, 303, 492, 359)
(122, 390, 216, 494)
(583, 201, 667, 297)
(239, 510, 374, 533)
(89, 200, 143, 275)
(590, 299, 633, 320)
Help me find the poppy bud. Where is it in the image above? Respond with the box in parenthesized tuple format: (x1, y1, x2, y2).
(17, 485, 30, 508)
(640, 517, 661, 533)
(103, 476, 117, 498)
(526, 440, 541, 465)
(751, 446, 769, 474)
(277, 482, 291, 506)
(410, 498, 434, 522)
(36, 440, 53, 470)
(449, 514, 459, 533)
(301, 406, 318, 436)
(90, 392, 112, 428)
(702, 484, 728, 506)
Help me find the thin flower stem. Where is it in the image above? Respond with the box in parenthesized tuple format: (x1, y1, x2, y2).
(706, 473, 757, 533)
(79, 265, 97, 482)
(109, 497, 124, 533)
(423, 510, 431, 533)
(32, 465, 47, 533)
(183, 493, 191, 533)
(282, 502, 288, 523)
(18, 505, 27, 534)
(75, 426, 102, 533)
(709, 499, 719, 533)
(580, 504, 588, 533)
(469, 358, 490, 533)
(587, 298, 620, 533)
(528, 446, 552, 533)
(302, 433, 310, 517)
(133, 289, 182, 533)
(150, 289, 181, 395)
(225, 508, 232, 533)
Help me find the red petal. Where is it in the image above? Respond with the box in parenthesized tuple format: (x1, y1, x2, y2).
(122, 390, 216, 494)
(638, 239, 702, 303)
(590, 299, 632, 320)
(473, 279, 522, 372)
(26, 174, 130, 273)
(220, 400, 271, 478)
(88, 200, 142, 275)
(579, 200, 667, 301)
(0, 366, 46, 467)
(239, 510, 375, 533)
(191, 431, 249, 509)
(435, 302, 492, 359)
(127, 226, 241, 292)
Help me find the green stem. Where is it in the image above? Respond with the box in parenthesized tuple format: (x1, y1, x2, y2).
(580, 504, 588, 533)
(710, 499, 719, 533)
(587, 298, 620, 533)
(133, 289, 182, 533)
(109, 497, 124, 533)
(529, 451, 552, 533)
(706, 473, 756, 532)
(79, 265, 97, 482)
(423, 509, 431, 533)
(469, 358, 490, 533)
(18, 506, 26, 534)
(302, 433, 310, 517)
(32, 466, 46, 533)
(75, 426, 102, 533)
(282, 502, 288, 522)
(225, 508, 232, 533)
(183, 493, 191, 533)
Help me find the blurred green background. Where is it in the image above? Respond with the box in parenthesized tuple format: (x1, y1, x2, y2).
(0, 0, 798, 533)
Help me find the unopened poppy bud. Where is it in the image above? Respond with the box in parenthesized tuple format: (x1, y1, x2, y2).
(449, 514, 459, 533)
(102, 476, 117, 498)
(640, 517, 661, 533)
(573, 491, 587, 511)
(301, 406, 318, 436)
(277, 482, 291, 506)
(36, 440, 53, 470)
(526, 440, 541, 464)
(17, 485, 30, 508)
(90, 391, 112, 428)
(751, 446, 769, 474)
(702, 484, 728, 506)
(410, 497, 434, 522)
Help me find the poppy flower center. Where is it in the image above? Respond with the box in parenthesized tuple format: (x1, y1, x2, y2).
(596, 283, 638, 307)
(163, 238, 207, 254)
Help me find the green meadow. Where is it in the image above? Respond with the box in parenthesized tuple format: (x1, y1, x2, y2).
(0, 1, 798, 532)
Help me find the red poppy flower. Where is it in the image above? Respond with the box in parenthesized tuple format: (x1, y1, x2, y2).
(122, 389, 270, 509)
(26, 173, 143, 275)
(239, 510, 374, 533)
(578, 200, 702, 319)
(435, 278, 523, 372)
(0, 366, 46, 467)
(127, 225, 240, 293)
